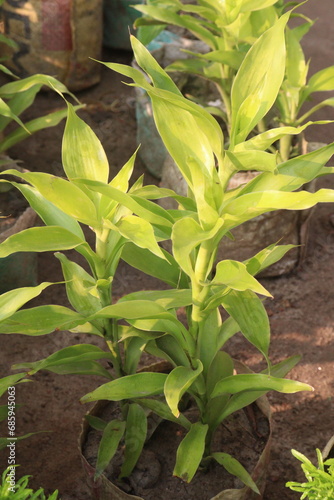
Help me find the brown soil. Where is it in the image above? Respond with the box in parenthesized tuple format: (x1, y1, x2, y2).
(0, 1, 334, 499)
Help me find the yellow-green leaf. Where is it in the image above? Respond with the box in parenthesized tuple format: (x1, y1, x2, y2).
(230, 12, 289, 145)
(211, 260, 272, 296)
(164, 360, 203, 417)
(62, 103, 109, 183)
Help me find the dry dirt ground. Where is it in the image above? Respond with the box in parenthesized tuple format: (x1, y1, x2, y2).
(0, 1, 334, 499)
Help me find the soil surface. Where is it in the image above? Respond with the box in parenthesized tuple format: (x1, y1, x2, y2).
(0, 1, 334, 499)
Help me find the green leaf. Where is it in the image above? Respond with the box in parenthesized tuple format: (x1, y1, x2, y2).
(133, 6, 217, 48)
(119, 289, 192, 309)
(172, 217, 224, 279)
(285, 26, 307, 89)
(2, 169, 98, 225)
(221, 289, 270, 361)
(0, 373, 28, 398)
(80, 372, 168, 403)
(155, 335, 192, 368)
(206, 351, 234, 396)
(0, 82, 40, 129)
(0, 305, 87, 335)
(245, 243, 296, 276)
(92, 300, 180, 322)
(76, 178, 173, 229)
(217, 316, 240, 349)
(173, 422, 208, 482)
(109, 149, 137, 192)
(55, 253, 102, 317)
(304, 65, 334, 97)
(211, 260, 272, 296)
(226, 149, 278, 173)
(62, 103, 109, 183)
(148, 88, 224, 186)
(186, 49, 245, 71)
(137, 398, 191, 429)
(47, 360, 112, 378)
(0, 106, 82, 153)
(211, 373, 313, 399)
(0, 282, 53, 323)
(241, 0, 279, 11)
(224, 189, 334, 225)
(85, 415, 107, 431)
(95, 419, 126, 479)
(0, 98, 29, 134)
(0, 74, 77, 101)
(230, 13, 289, 145)
(131, 35, 182, 95)
(121, 243, 187, 288)
(164, 360, 203, 417)
(120, 403, 147, 478)
(110, 38, 224, 183)
(237, 142, 334, 194)
(91, 302, 190, 353)
(0, 226, 87, 257)
(131, 184, 196, 211)
(116, 215, 166, 260)
(235, 121, 314, 151)
(212, 452, 260, 493)
(217, 355, 303, 421)
(13, 344, 113, 375)
(11, 182, 85, 239)
(166, 57, 214, 78)
(123, 336, 146, 375)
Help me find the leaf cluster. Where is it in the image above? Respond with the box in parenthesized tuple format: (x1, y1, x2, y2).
(134, 0, 334, 161)
(286, 448, 334, 499)
(0, 466, 59, 499)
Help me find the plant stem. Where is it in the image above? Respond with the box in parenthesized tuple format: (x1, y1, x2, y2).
(95, 226, 122, 376)
(192, 241, 213, 326)
(279, 131, 293, 162)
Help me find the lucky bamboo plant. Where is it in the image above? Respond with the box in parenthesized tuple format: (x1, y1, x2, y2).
(0, 11, 334, 494)
(134, 0, 334, 161)
(77, 27, 334, 488)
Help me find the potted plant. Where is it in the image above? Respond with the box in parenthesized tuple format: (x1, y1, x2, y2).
(0, 14, 334, 496)
(132, 0, 334, 275)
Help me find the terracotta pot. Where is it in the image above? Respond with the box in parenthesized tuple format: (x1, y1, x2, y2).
(79, 362, 272, 500)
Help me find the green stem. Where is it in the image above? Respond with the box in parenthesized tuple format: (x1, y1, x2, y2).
(279, 132, 293, 162)
(192, 241, 213, 326)
(95, 226, 122, 376)
(215, 80, 231, 131)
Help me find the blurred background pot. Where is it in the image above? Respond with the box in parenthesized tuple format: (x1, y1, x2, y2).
(0, 159, 37, 293)
(103, 0, 143, 51)
(1, 0, 103, 91)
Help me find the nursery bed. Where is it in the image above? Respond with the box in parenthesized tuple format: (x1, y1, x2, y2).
(0, 1, 334, 498)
